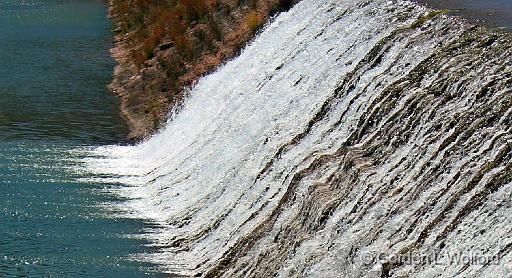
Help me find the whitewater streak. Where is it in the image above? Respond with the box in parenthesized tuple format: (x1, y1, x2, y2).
(77, 0, 512, 277)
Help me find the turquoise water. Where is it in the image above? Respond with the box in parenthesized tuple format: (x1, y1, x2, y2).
(0, 1, 164, 277)
(2, 0, 511, 277)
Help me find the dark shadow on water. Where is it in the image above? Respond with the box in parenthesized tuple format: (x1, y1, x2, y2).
(0, 0, 129, 145)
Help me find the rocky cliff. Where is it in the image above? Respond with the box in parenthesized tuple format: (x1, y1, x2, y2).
(85, 0, 512, 276)
(107, 0, 297, 140)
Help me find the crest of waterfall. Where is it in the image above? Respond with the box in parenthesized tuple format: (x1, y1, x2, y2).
(77, 0, 512, 276)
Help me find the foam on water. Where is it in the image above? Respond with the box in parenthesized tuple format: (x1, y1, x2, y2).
(77, 0, 512, 276)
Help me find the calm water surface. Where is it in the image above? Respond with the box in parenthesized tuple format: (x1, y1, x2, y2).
(418, 0, 512, 29)
(0, 0, 164, 276)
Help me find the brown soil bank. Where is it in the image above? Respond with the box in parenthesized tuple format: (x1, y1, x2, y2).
(108, 0, 297, 141)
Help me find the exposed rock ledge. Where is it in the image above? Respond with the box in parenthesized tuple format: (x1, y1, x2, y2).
(107, 0, 298, 141)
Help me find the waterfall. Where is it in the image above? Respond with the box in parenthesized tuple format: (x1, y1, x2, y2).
(77, 0, 512, 276)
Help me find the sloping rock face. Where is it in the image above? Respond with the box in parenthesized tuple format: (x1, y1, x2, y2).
(108, 0, 297, 140)
(85, 0, 512, 277)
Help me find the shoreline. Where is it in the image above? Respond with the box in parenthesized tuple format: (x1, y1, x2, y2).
(106, 0, 298, 141)
(92, 0, 512, 275)
(107, 0, 512, 142)
(107, 0, 155, 141)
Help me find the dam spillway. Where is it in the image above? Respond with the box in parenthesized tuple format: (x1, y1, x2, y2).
(78, 0, 512, 276)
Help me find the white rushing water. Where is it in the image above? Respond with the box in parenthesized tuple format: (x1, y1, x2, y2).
(76, 0, 512, 277)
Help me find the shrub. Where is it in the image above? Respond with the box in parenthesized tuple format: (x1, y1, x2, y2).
(245, 11, 262, 33)
(143, 24, 164, 59)
(178, 0, 216, 22)
(131, 50, 146, 67)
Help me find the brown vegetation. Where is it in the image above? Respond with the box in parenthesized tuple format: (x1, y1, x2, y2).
(108, 0, 298, 140)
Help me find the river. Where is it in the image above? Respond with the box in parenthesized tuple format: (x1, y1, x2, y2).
(0, 0, 164, 276)
(1, 0, 512, 277)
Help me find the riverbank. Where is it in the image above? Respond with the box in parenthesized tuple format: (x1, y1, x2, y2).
(107, 0, 298, 141)
(108, 0, 512, 141)
(83, 0, 512, 275)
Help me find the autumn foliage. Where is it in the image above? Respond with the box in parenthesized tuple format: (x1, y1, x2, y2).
(114, 0, 266, 66)
(110, 0, 297, 138)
